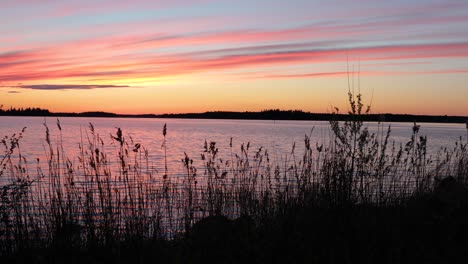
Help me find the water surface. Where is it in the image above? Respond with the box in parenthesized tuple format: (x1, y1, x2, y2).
(1, 116, 467, 177)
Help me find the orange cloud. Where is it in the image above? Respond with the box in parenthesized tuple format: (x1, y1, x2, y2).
(2, 36, 468, 87)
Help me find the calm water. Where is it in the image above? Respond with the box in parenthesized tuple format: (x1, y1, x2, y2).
(1, 116, 467, 177)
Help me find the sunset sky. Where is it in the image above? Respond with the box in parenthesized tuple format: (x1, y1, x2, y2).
(1, 0, 468, 115)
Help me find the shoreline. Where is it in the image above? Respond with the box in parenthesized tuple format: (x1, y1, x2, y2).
(1, 110, 468, 124)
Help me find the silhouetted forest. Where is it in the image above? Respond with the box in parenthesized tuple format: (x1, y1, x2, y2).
(0, 106, 50, 116)
(159, 109, 468, 124)
(1, 106, 467, 124)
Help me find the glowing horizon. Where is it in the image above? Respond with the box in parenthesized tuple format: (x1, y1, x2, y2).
(1, 0, 468, 116)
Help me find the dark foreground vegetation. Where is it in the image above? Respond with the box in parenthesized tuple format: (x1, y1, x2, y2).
(2, 105, 468, 124)
(1, 93, 468, 263)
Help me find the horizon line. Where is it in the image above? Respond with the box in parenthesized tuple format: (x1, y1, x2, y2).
(2, 107, 468, 121)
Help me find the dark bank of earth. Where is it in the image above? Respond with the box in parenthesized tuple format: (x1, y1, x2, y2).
(4, 176, 468, 264)
(179, 176, 468, 264)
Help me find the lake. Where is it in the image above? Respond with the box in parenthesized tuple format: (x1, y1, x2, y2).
(1, 116, 467, 179)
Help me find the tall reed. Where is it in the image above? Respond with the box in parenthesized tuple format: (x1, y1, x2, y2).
(0, 95, 467, 258)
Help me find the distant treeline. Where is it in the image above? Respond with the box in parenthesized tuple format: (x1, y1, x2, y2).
(160, 109, 468, 124)
(0, 106, 50, 116)
(1, 107, 467, 124)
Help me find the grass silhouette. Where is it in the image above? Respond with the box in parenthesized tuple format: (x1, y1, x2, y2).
(0, 93, 467, 263)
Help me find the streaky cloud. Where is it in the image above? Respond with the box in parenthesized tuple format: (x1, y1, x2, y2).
(262, 71, 352, 79)
(256, 69, 468, 80)
(16, 84, 130, 91)
(1, 41, 468, 85)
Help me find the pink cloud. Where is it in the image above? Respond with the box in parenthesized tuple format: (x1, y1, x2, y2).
(243, 69, 468, 80)
(2, 38, 468, 86)
(261, 71, 352, 79)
